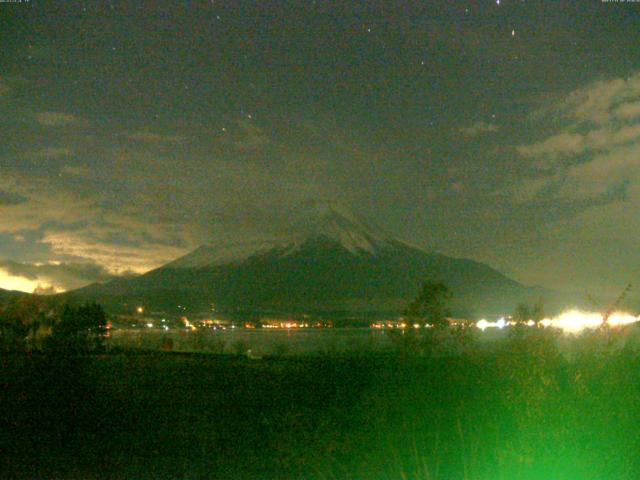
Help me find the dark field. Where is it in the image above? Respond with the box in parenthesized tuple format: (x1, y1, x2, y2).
(3, 330, 640, 480)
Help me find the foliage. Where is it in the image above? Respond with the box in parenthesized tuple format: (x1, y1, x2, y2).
(389, 280, 479, 357)
(513, 302, 531, 325)
(4, 326, 640, 478)
(513, 299, 545, 327)
(0, 295, 53, 351)
(46, 303, 109, 353)
(530, 300, 545, 325)
(405, 280, 452, 329)
(361, 326, 640, 479)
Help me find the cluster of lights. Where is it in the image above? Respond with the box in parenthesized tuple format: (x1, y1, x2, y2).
(121, 310, 638, 336)
(371, 321, 411, 329)
(476, 317, 510, 331)
(476, 310, 640, 334)
(182, 316, 196, 331)
(196, 319, 239, 330)
(262, 321, 310, 329)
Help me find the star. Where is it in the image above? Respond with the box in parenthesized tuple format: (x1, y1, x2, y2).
(511, 29, 516, 37)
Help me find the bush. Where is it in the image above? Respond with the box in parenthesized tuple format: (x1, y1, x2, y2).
(46, 303, 108, 354)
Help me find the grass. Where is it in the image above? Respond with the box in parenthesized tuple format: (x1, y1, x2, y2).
(2, 327, 640, 479)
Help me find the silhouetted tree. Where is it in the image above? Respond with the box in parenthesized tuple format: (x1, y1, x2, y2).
(513, 300, 544, 327)
(513, 303, 531, 325)
(48, 303, 108, 353)
(531, 300, 545, 327)
(406, 281, 452, 329)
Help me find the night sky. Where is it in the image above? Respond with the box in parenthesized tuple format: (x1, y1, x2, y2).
(1, 0, 639, 296)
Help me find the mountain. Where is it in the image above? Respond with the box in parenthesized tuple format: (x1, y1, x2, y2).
(164, 201, 389, 269)
(73, 201, 560, 319)
(0, 288, 29, 303)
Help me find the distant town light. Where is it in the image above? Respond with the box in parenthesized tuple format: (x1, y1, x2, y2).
(475, 310, 639, 333)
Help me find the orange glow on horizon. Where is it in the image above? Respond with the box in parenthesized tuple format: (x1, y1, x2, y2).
(0, 268, 64, 294)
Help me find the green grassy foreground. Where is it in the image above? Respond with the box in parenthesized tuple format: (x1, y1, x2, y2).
(2, 329, 640, 479)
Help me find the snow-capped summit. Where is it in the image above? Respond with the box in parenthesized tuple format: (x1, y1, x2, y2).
(284, 199, 389, 254)
(167, 200, 390, 269)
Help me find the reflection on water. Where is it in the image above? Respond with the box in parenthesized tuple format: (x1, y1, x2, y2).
(110, 328, 395, 356)
(109, 324, 640, 357)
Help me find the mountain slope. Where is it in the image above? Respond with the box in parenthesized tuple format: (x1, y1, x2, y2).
(0, 288, 29, 300)
(74, 201, 557, 318)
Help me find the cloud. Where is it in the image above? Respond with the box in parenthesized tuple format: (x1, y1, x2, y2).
(0, 259, 130, 293)
(0, 156, 204, 277)
(460, 121, 499, 138)
(35, 111, 88, 127)
(516, 71, 640, 203)
(38, 209, 199, 275)
(517, 132, 585, 159)
(555, 73, 640, 125)
(517, 125, 640, 160)
(33, 284, 60, 295)
(41, 230, 188, 275)
(0, 185, 95, 233)
(615, 101, 640, 121)
(0, 268, 57, 294)
(0, 178, 194, 278)
(560, 144, 640, 201)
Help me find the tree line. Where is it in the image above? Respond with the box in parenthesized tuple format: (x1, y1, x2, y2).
(0, 296, 108, 353)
